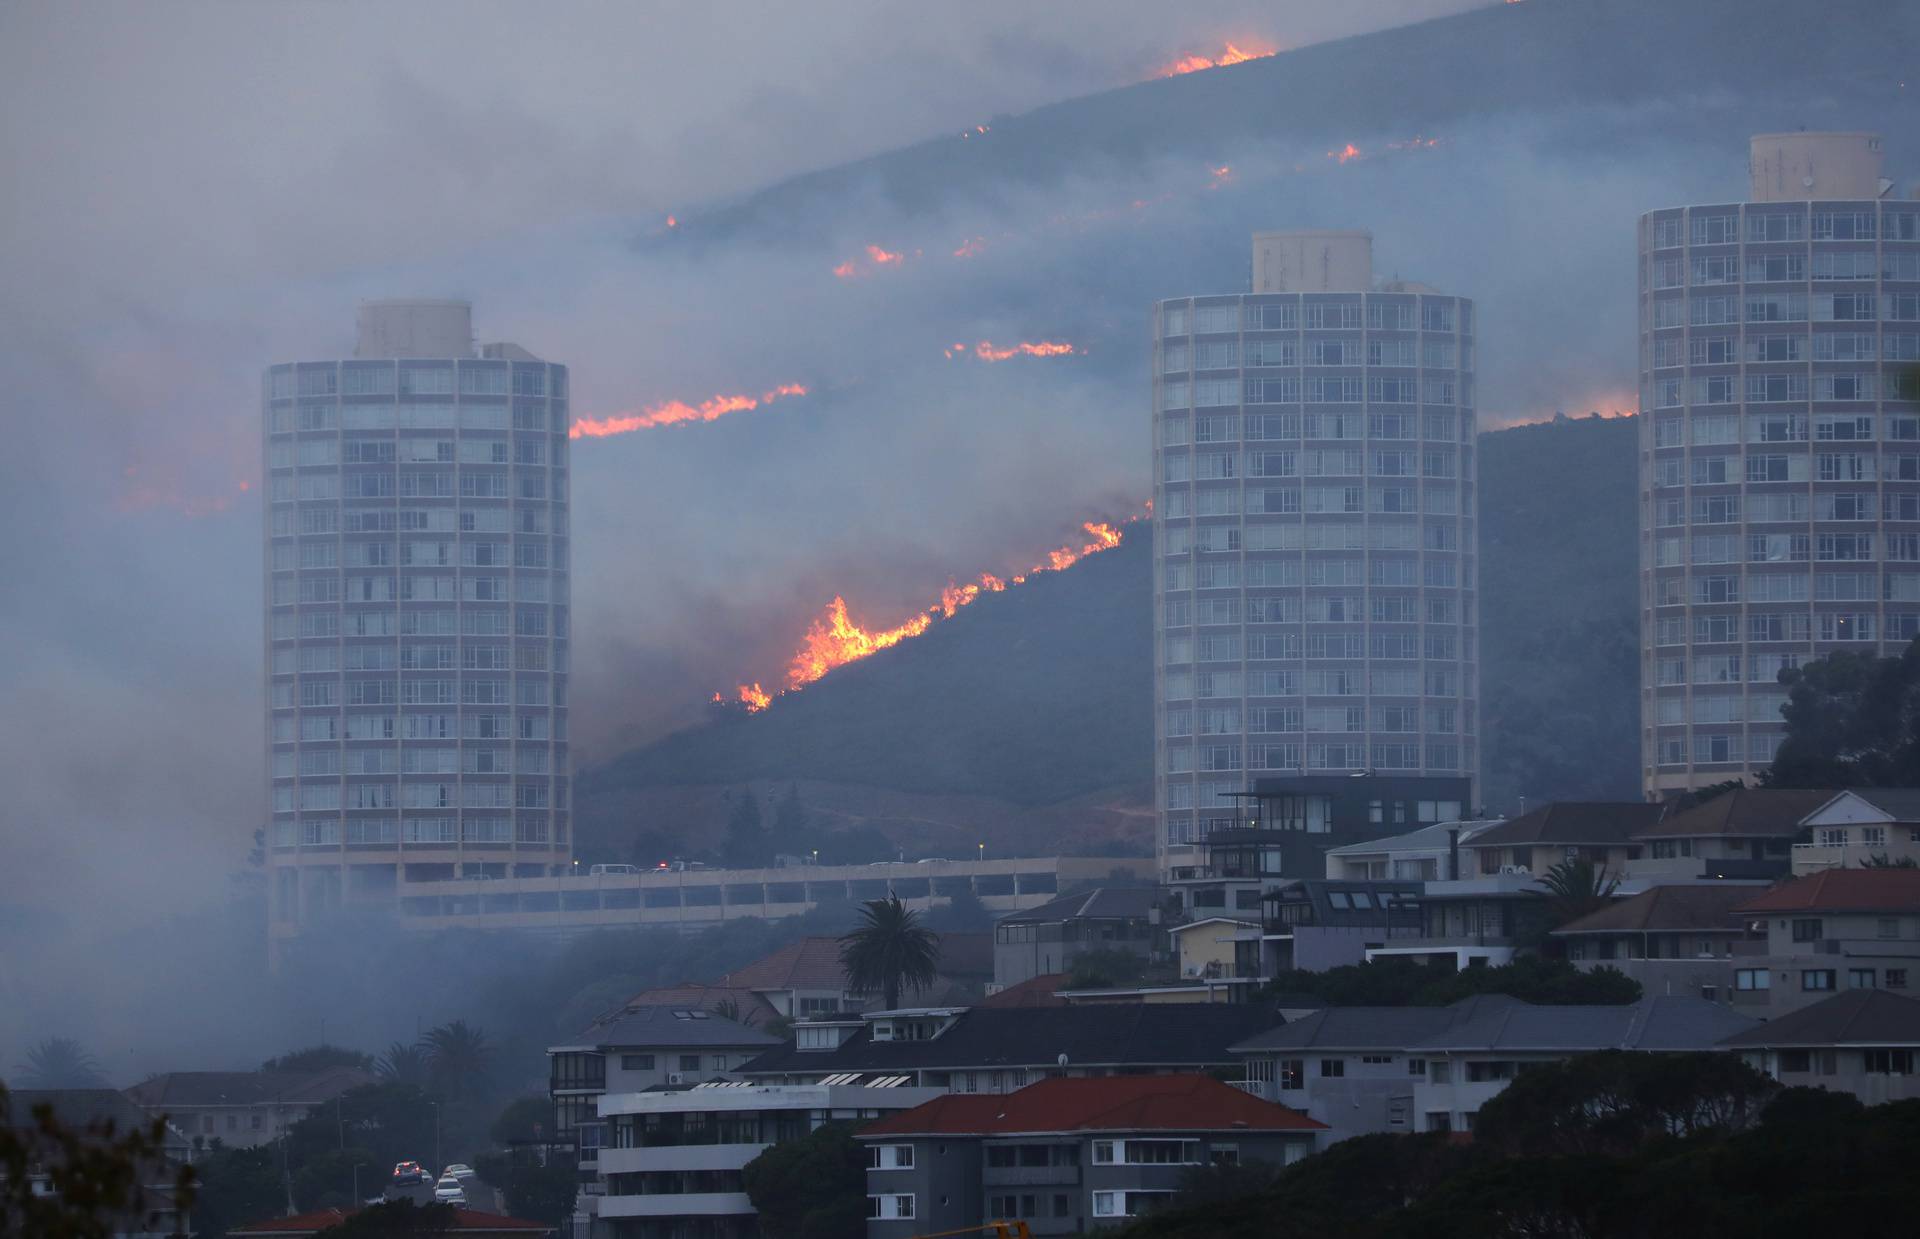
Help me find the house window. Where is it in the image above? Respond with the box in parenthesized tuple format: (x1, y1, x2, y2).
(1210, 1144, 1240, 1166)
(1863, 827, 1888, 847)
(679, 1055, 701, 1072)
(1850, 968, 1877, 989)
(1880, 919, 1901, 940)
(1817, 828, 1848, 847)
(1865, 1049, 1915, 1075)
(1735, 969, 1770, 991)
(866, 1195, 915, 1220)
(1802, 969, 1835, 992)
(1889, 969, 1909, 989)
(1091, 1140, 1116, 1165)
(620, 1054, 655, 1070)
(1425, 1112, 1452, 1133)
(251, 1114, 263, 1131)
(1791, 919, 1823, 942)
(1360, 1055, 1392, 1065)
(1279, 1059, 1304, 1090)
(1054, 1195, 1071, 1218)
(1319, 1058, 1345, 1078)
(1779, 1050, 1811, 1073)
(1407, 1058, 1427, 1076)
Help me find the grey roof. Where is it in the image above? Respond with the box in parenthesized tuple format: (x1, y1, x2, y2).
(124, 1067, 376, 1109)
(1550, 884, 1760, 936)
(997, 886, 1156, 926)
(1412, 995, 1758, 1052)
(1231, 995, 1756, 1055)
(1323, 820, 1503, 856)
(563, 1005, 781, 1052)
(5, 1089, 166, 1135)
(1468, 802, 1664, 848)
(1634, 789, 1831, 840)
(1718, 989, 1920, 1049)
(740, 1004, 1283, 1076)
(1230, 995, 1525, 1053)
(1260, 880, 1423, 926)
(1832, 788, 1920, 823)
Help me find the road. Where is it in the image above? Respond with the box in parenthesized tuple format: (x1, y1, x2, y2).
(382, 1172, 504, 1213)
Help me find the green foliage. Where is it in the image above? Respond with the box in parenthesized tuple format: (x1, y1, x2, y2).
(740, 1122, 866, 1239)
(185, 1141, 284, 1237)
(488, 1096, 551, 1146)
(1469, 1051, 1776, 1158)
(1864, 854, 1920, 868)
(923, 887, 993, 932)
(1531, 858, 1622, 944)
(838, 896, 941, 1010)
(1171, 1158, 1285, 1211)
(313, 1198, 454, 1237)
(773, 783, 809, 843)
(724, 789, 769, 868)
(1065, 947, 1154, 990)
(374, 1042, 430, 1088)
(1260, 955, 1641, 1007)
(418, 1020, 493, 1102)
(284, 1084, 435, 1193)
(1763, 639, 1920, 787)
(261, 1045, 375, 1074)
(0, 1083, 196, 1239)
(473, 1152, 577, 1226)
(11, 1038, 106, 1089)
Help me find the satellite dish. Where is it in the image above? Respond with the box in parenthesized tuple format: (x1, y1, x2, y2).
(1057, 1053, 1069, 1067)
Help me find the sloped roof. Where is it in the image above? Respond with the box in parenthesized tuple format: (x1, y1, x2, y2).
(566, 1005, 780, 1052)
(980, 974, 1069, 1009)
(857, 1074, 1324, 1138)
(1551, 884, 1760, 935)
(1467, 802, 1664, 848)
(1837, 788, 1920, 822)
(228, 1206, 548, 1235)
(1324, 819, 1504, 856)
(4, 1089, 172, 1137)
(1230, 995, 1524, 1053)
(997, 886, 1156, 926)
(740, 1004, 1283, 1076)
(1732, 869, 1920, 915)
(1718, 989, 1920, 1049)
(1412, 995, 1757, 1052)
(719, 937, 851, 992)
(595, 983, 784, 1029)
(125, 1067, 376, 1109)
(1635, 789, 1831, 839)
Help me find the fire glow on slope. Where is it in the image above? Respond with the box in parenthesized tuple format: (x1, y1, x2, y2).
(943, 340, 1078, 361)
(833, 244, 911, 279)
(727, 518, 1137, 710)
(569, 384, 808, 439)
(1157, 41, 1278, 77)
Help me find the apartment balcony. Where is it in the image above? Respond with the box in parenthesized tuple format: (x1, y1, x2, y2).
(599, 1192, 754, 1219)
(982, 1167, 1081, 1187)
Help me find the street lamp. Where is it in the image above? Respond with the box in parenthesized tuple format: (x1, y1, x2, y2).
(977, 842, 985, 864)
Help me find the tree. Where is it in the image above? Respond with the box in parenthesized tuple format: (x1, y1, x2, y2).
(772, 783, 809, 845)
(262, 1045, 375, 1074)
(180, 1141, 283, 1238)
(1532, 857, 1620, 937)
(838, 896, 941, 1010)
(1065, 947, 1154, 990)
(712, 997, 754, 1026)
(313, 1198, 454, 1236)
(472, 1154, 576, 1227)
(1259, 955, 1640, 1008)
(489, 1096, 551, 1146)
(418, 1020, 493, 1101)
(1863, 854, 1920, 868)
(1, 1083, 197, 1239)
(374, 1042, 431, 1088)
(1763, 640, 1920, 788)
(1469, 1050, 1776, 1159)
(724, 788, 770, 868)
(11, 1038, 106, 1089)
(740, 1122, 866, 1239)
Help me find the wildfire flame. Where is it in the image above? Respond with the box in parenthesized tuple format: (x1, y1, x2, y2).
(833, 244, 911, 279)
(944, 340, 1078, 362)
(1330, 142, 1362, 163)
(1157, 40, 1277, 77)
(728, 516, 1141, 709)
(952, 236, 988, 259)
(960, 124, 991, 139)
(569, 383, 808, 439)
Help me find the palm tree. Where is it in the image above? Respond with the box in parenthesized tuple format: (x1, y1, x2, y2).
(374, 1041, 430, 1086)
(712, 998, 754, 1027)
(839, 896, 941, 1011)
(417, 1020, 493, 1100)
(13, 1037, 105, 1088)
(1535, 858, 1621, 929)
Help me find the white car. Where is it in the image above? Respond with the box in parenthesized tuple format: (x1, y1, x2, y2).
(445, 1165, 476, 1182)
(433, 1176, 466, 1204)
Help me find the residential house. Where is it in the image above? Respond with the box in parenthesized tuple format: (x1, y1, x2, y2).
(978, 974, 1068, 1009)
(594, 1080, 943, 1239)
(1230, 994, 1757, 1142)
(737, 1004, 1287, 1093)
(856, 1075, 1324, 1236)
(1726, 869, 1920, 1016)
(992, 888, 1158, 990)
(125, 1066, 374, 1150)
(588, 983, 783, 1029)
(3, 1089, 192, 1239)
(709, 933, 988, 1019)
(1259, 880, 1424, 973)
(547, 1007, 780, 1216)
(1793, 790, 1920, 873)
(1461, 802, 1663, 880)
(1170, 917, 1261, 981)
(1321, 820, 1504, 882)
(1626, 788, 1828, 880)
(1718, 989, 1920, 1106)
(1552, 884, 1767, 1001)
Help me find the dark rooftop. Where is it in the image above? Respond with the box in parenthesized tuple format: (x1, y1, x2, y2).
(996, 886, 1157, 926)
(559, 1005, 781, 1052)
(1635, 789, 1831, 840)
(1719, 989, 1920, 1049)
(1467, 802, 1664, 848)
(1550, 884, 1762, 936)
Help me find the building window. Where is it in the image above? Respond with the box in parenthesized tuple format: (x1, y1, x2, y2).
(1865, 1050, 1915, 1075)
(1735, 969, 1770, 992)
(1407, 1058, 1427, 1076)
(620, 1054, 655, 1071)
(1850, 969, 1877, 989)
(1779, 1050, 1811, 1074)
(1802, 970, 1835, 992)
(1880, 919, 1902, 940)
(1278, 1059, 1304, 1091)
(678, 1055, 701, 1072)
(1791, 919, 1823, 942)
(1425, 1112, 1452, 1133)
(1889, 970, 1909, 989)
(1319, 1058, 1345, 1078)
(866, 1195, 914, 1220)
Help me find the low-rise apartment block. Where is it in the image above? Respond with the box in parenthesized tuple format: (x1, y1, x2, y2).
(1793, 790, 1920, 873)
(125, 1066, 374, 1150)
(1552, 883, 1766, 1000)
(856, 1075, 1323, 1236)
(1726, 869, 1920, 1016)
(1719, 988, 1920, 1107)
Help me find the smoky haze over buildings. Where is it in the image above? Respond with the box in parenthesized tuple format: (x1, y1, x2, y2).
(1, 0, 1917, 1071)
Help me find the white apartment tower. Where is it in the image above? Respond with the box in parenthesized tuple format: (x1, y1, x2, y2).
(1152, 232, 1480, 881)
(1639, 135, 1920, 796)
(264, 300, 572, 929)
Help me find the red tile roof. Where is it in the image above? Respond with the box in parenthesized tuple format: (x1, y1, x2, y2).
(857, 1074, 1325, 1138)
(980, 974, 1069, 1009)
(1467, 802, 1664, 848)
(1635, 789, 1831, 840)
(719, 937, 851, 992)
(1551, 884, 1761, 935)
(228, 1206, 548, 1235)
(1733, 869, 1920, 915)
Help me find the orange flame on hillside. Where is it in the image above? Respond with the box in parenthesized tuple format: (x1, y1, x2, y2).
(727, 515, 1142, 709)
(944, 340, 1078, 362)
(953, 236, 988, 259)
(569, 383, 808, 439)
(961, 124, 991, 139)
(1158, 41, 1277, 77)
(1330, 143, 1361, 163)
(833, 244, 912, 279)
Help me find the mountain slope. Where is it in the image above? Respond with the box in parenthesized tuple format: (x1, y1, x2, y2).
(575, 415, 1641, 859)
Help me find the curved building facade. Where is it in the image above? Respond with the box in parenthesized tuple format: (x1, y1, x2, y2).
(1153, 232, 1480, 883)
(1639, 134, 1920, 796)
(264, 300, 572, 928)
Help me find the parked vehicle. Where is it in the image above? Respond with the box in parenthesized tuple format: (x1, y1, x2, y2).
(588, 863, 638, 876)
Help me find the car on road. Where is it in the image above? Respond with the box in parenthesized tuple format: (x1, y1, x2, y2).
(444, 1164, 476, 1183)
(391, 1161, 427, 1185)
(433, 1176, 466, 1204)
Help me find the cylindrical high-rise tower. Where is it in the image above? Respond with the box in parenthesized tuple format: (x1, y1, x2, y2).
(1153, 232, 1479, 886)
(1639, 134, 1920, 796)
(263, 300, 572, 932)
